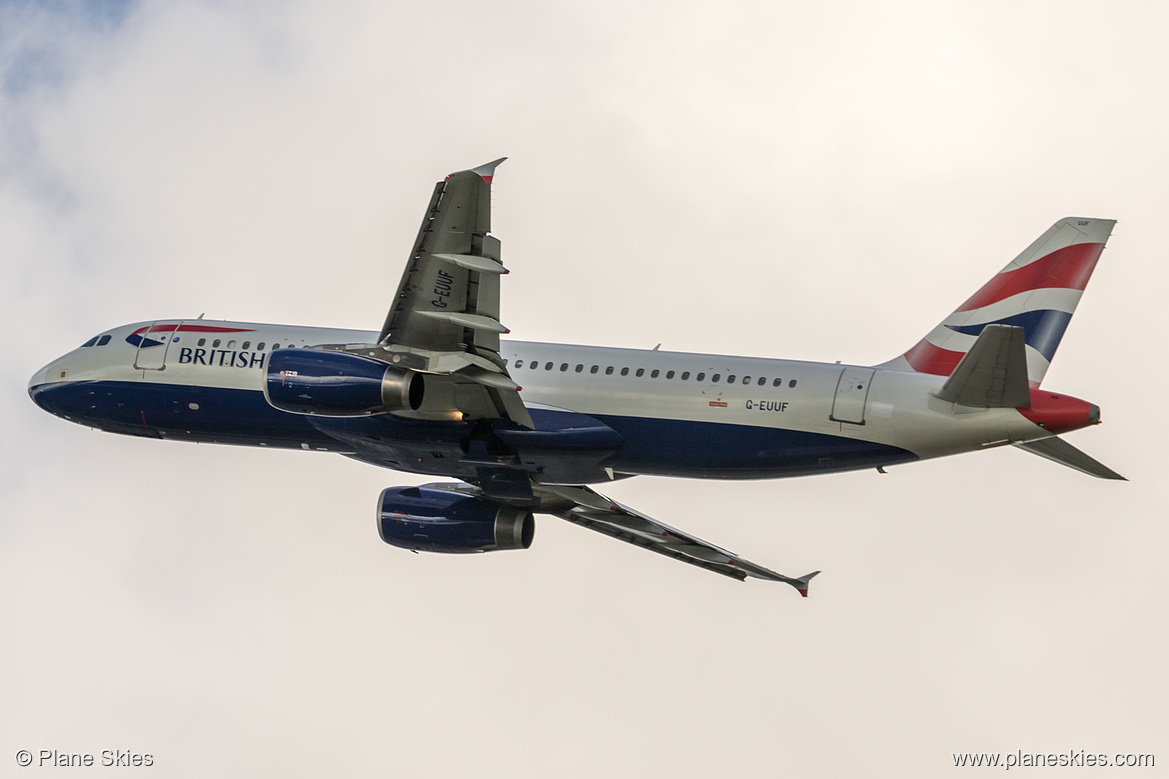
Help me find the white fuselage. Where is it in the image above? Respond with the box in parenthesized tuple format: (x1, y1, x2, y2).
(29, 319, 1058, 483)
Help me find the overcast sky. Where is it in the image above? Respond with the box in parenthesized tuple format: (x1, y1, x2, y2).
(2, 1, 1166, 776)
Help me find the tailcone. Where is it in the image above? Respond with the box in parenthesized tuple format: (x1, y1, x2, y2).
(1019, 391, 1099, 435)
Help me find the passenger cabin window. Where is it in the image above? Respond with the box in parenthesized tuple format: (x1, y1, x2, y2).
(620, 367, 629, 376)
(789, 379, 798, 388)
(681, 372, 690, 380)
(773, 378, 782, 387)
(590, 365, 599, 374)
(757, 377, 765, 386)
(198, 338, 207, 347)
(257, 342, 266, 350)
(213, 339, 221, 348)
(712, 374, 721, 383)
(227, 340, 236, 348)
(727, 375, 736, 384)
(515, 360, 524, 369)
(651, 369, 660, 378)
(666, 370, 675, 379)
(242, 341, 251, 350)
(545, 362, 553, 370)
(560, 363, 568, 372)
(605, 367, 614, 375)
(575, 364, 583, 373)
(696, 372, 706, 381)
(635, 368, 645, 377)
(742, 375, 750, 384)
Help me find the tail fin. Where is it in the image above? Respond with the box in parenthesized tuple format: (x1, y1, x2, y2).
(881, 217, 1116, 386)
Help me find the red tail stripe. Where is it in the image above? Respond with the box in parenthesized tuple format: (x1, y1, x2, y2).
(957, 242, 1104, 313)
(902, 339, 965, 376)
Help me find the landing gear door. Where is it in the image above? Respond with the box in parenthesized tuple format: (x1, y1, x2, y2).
(830, 367, 875, 425)
(133, 321, 184, 371)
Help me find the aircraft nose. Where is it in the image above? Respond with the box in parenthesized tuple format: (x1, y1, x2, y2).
(28, 365, 50, 393)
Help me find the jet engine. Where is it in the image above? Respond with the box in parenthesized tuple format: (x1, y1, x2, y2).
(264, 347, 423, 416)
(377, 486, 534, 553)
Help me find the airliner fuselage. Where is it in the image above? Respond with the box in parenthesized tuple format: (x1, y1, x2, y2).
(27, 159, 1121, 593)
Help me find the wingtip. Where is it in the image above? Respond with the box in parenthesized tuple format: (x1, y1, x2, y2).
(793, 570, 821, 597)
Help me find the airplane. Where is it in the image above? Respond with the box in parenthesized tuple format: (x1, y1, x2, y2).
(27, 158, 1124, 596)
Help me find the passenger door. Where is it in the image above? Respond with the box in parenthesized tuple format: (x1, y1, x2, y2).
(133, 321, 184, 371)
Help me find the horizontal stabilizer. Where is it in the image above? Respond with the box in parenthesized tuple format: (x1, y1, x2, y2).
(934, 324, 1030, 407)
(1014, 436, 1126, 480)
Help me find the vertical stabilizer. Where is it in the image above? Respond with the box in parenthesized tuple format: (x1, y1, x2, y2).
(881, 217, 1115, 386)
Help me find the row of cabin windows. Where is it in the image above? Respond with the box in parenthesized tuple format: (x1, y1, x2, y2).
(194, 338, 296, 350)
(504, 359, 797, 388)
(80, 335, 112, 347)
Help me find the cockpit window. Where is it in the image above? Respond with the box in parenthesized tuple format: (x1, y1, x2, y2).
(81, 337, 99, 348)
(96, 335, 111, 346)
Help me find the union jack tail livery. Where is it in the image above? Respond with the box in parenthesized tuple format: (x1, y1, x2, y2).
(883, 217, 1115, 386)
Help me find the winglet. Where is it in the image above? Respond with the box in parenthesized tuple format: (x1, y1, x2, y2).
(793, 570, 821, 598)
(468, 157, 508, 183)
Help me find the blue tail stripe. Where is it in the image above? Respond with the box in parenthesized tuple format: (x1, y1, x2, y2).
(946, 309, 1072, 362)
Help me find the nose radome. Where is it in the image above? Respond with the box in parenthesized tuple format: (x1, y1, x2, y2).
(28, 365, 50, 392)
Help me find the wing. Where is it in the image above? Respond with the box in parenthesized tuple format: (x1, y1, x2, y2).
(541, 485, 820, 595)
(379, 158, 509, 353)
(328, 158, 531, 427)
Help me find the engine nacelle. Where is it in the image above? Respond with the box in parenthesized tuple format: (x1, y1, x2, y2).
(264, 347, 423, 416)
(377, 486, 535, 554)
